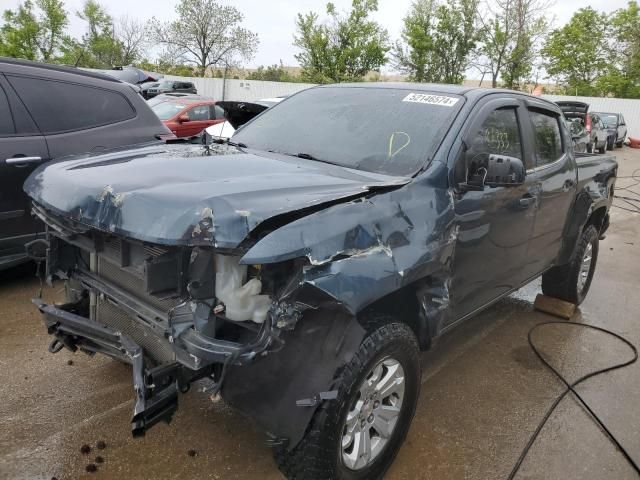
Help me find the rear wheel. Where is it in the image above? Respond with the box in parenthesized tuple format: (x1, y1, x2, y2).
(541, 225, 599, 305)
(274, 320, 420, 480)
(598, 139, 606, 154)
(617, 140, 624, 148)
(587, 142, 593, 153)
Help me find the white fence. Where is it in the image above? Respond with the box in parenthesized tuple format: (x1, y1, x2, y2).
(164, 76, 315, 102)
(165, 76, 640, 138)
(542, 94, 640, 139)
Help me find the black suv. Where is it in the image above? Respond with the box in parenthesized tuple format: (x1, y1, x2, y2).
(146, 80, 197, 98)
(0, 58, 171, 270)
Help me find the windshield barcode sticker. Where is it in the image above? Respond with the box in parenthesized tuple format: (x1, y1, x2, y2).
(403, 93, 459, 107)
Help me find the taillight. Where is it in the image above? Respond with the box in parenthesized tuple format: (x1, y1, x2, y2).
(585, 115, 592, 133)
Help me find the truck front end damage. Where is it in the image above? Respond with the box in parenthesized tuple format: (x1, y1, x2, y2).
(33, 203, 322, 438)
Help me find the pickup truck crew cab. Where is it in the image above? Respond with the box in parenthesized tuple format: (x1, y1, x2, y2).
(26, 84, 617, 479)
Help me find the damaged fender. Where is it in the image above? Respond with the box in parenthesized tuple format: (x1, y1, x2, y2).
(242, 161, 457, 325)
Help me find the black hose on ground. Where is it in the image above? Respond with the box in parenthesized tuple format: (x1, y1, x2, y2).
(507, 321, 640, 479)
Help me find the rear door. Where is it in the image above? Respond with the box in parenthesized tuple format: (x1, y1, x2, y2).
(0, 76, 48, 261)
(522, 102, 577, 275)
(182, 104, 221, 137)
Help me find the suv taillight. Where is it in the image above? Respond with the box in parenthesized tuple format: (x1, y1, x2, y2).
(585, 115, 592, 133)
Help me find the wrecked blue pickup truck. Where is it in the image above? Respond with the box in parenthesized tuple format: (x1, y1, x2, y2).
(26, 84, 617, 479)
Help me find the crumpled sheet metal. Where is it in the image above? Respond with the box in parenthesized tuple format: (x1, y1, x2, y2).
(243, 162, 458, 315)
(24, 144, 408, 249)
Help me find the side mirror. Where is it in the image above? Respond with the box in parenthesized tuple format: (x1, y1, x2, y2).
(485, 155, 525, 187)
(177, 114, 190, 123)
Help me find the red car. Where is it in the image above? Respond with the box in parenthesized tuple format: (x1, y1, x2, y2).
(151, 98, 226, 139)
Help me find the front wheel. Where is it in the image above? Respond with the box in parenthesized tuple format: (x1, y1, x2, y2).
(274, 321, 421, 480)
(541, 225, 599, 305)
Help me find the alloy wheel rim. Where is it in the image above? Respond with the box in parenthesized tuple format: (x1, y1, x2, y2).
(341, 357, 405, 471)
(578, 242, 593, 292)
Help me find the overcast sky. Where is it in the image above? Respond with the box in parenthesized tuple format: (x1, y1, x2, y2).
(3, 0, 633, 68)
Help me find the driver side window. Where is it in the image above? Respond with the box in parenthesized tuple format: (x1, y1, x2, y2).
(465, 107, 524, 179)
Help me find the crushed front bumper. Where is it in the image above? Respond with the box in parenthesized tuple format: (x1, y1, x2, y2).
(34, 298, 206, 436)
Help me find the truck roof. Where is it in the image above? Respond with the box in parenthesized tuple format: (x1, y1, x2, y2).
(322, 82, 557, 107)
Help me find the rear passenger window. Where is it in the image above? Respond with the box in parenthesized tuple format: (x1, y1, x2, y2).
(187, 105, 211, 120)
(7, 76, 135, 134)
(0, 85, 15, 136)
(529, 110, 563, 166)
(465, 107, 524, 173)
(212, 105, 225, 119)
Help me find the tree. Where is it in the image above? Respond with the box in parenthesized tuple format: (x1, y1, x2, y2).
(294, 0, 389, 83)
(391, 0, 480, 84)
(148, 0, 258, 77)
(115, 15, 146, 65)
(475, 0, 550, 89)
(246, 62, 301, 82)
(542, 7, 609, 96)
(75, 0, 123, 68)
(0, 0, 68, 61)
(603, 1, 640, 98)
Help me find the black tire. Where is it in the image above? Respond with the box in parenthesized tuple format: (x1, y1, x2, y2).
(274, 320, 421, 480)
(587, 142, 593, 153)
(541, 225, 599, 305)
(598, 140, 606, 154)
(617, 140, 624, 148)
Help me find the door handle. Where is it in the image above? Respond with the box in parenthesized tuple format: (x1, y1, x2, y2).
(519, 195, 536, 208)
(5, 156, 43, 165)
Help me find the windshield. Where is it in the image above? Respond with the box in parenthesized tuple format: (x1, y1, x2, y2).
(159, 80, 173, 89)
(152, 102, 187, 120)
(600, 114, 618, 127)
(232, 86, 463, 176)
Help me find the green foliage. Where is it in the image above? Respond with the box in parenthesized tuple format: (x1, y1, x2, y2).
(391, 0, 480, 84)
(476, 0, 550, 89)
(603, 1, 640, 98)
(542, 7, 609, 96)
(134, 59, 197, 77)
(147, 0, 258, 77)
(0, 0, 67, 61)
(294, 0, 389, 83)
(246, 62, 302, 82)
(72, 0, 123, 68)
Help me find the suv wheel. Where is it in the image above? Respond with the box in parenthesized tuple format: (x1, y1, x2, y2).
(598, 140, 606, 154)
(274, 320, 420, 480)
(541, 225, 599, 305)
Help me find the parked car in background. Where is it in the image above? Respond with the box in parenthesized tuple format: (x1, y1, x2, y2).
(140, 81, 160, 99)
(80, 66, 158, 86)
(0, 57, 171, 270)
(593, 112, 627, 149)
(204, 97, 286, 140)
(147, 92, 208, 107)
(556, 101, 608, 153)
(151, 97, 225, 139)
(146, 80, 197, 98)
(567, 119, 590, 153)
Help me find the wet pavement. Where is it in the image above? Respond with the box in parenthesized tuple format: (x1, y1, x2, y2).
(1, 150, 639, 480)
